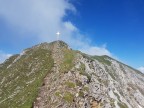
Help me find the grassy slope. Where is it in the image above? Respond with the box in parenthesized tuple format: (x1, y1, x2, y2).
(60, 49, 76, 73)
(0, 48, 54, 108)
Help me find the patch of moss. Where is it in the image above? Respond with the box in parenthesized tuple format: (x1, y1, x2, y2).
(63, 92, 74, 103)
(65, 81, 75, 88)
(55, 91, 61, 97)
(118, 102, 128, 108)
(76, 80, 82, 87)
(83, 86, 89, 92)
(79, 91, 84, 97)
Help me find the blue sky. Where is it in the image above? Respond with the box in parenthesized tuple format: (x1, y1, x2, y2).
(0, 0, 144, 72)
(70, 0, 144, 69)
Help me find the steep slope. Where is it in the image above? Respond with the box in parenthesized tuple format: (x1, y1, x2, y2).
(0, 44, 54, 107)
(0, 41, 144, 108)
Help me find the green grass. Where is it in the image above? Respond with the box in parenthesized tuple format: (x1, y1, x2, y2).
(55, 91, 61, 97)
(83, 86, 89, 92)
(0, 48, 54, 108)
(65, 81, 75, 88)
(92, 55, 112, 66)
(81, 53, 112, 66)
(76, 80, 82, 87)
(0, 54, 19, 71)
(118, 102, 128, 108)
(60, 49, 75, 73)
(79, 91, 84, 97)
(63, 92, 74, 103)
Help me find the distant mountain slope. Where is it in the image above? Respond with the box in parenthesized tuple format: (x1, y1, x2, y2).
(0, 41, 144, 108)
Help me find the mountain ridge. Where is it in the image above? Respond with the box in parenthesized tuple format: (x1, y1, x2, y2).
(0, 41, 144, 108)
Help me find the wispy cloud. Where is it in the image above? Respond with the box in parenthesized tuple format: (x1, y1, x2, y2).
(0, 51, 12, 63)
(79, 44, 112, 56)
(138, 67, 144, 73)
(0, 0, 113, 57)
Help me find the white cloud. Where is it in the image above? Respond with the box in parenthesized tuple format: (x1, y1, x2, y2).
(79, 45, 112, 56)
(0, 0, 76, 41)
(64, 21, 77, 32)
(0, 0, 113, 57)
(0, 51, 12, 63)
(138, 67, 144, 73)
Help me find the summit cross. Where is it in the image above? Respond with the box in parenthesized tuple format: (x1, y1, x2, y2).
(56, 32, 60, 40)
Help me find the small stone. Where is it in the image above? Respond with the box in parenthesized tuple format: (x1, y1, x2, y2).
(75, 93, 79, 97)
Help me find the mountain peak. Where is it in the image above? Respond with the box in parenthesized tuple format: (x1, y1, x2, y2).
(31, 40, 70, 51)
(50, 40, 69, 48)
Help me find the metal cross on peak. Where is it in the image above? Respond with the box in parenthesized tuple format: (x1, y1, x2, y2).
(56, 31, 60, 40)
